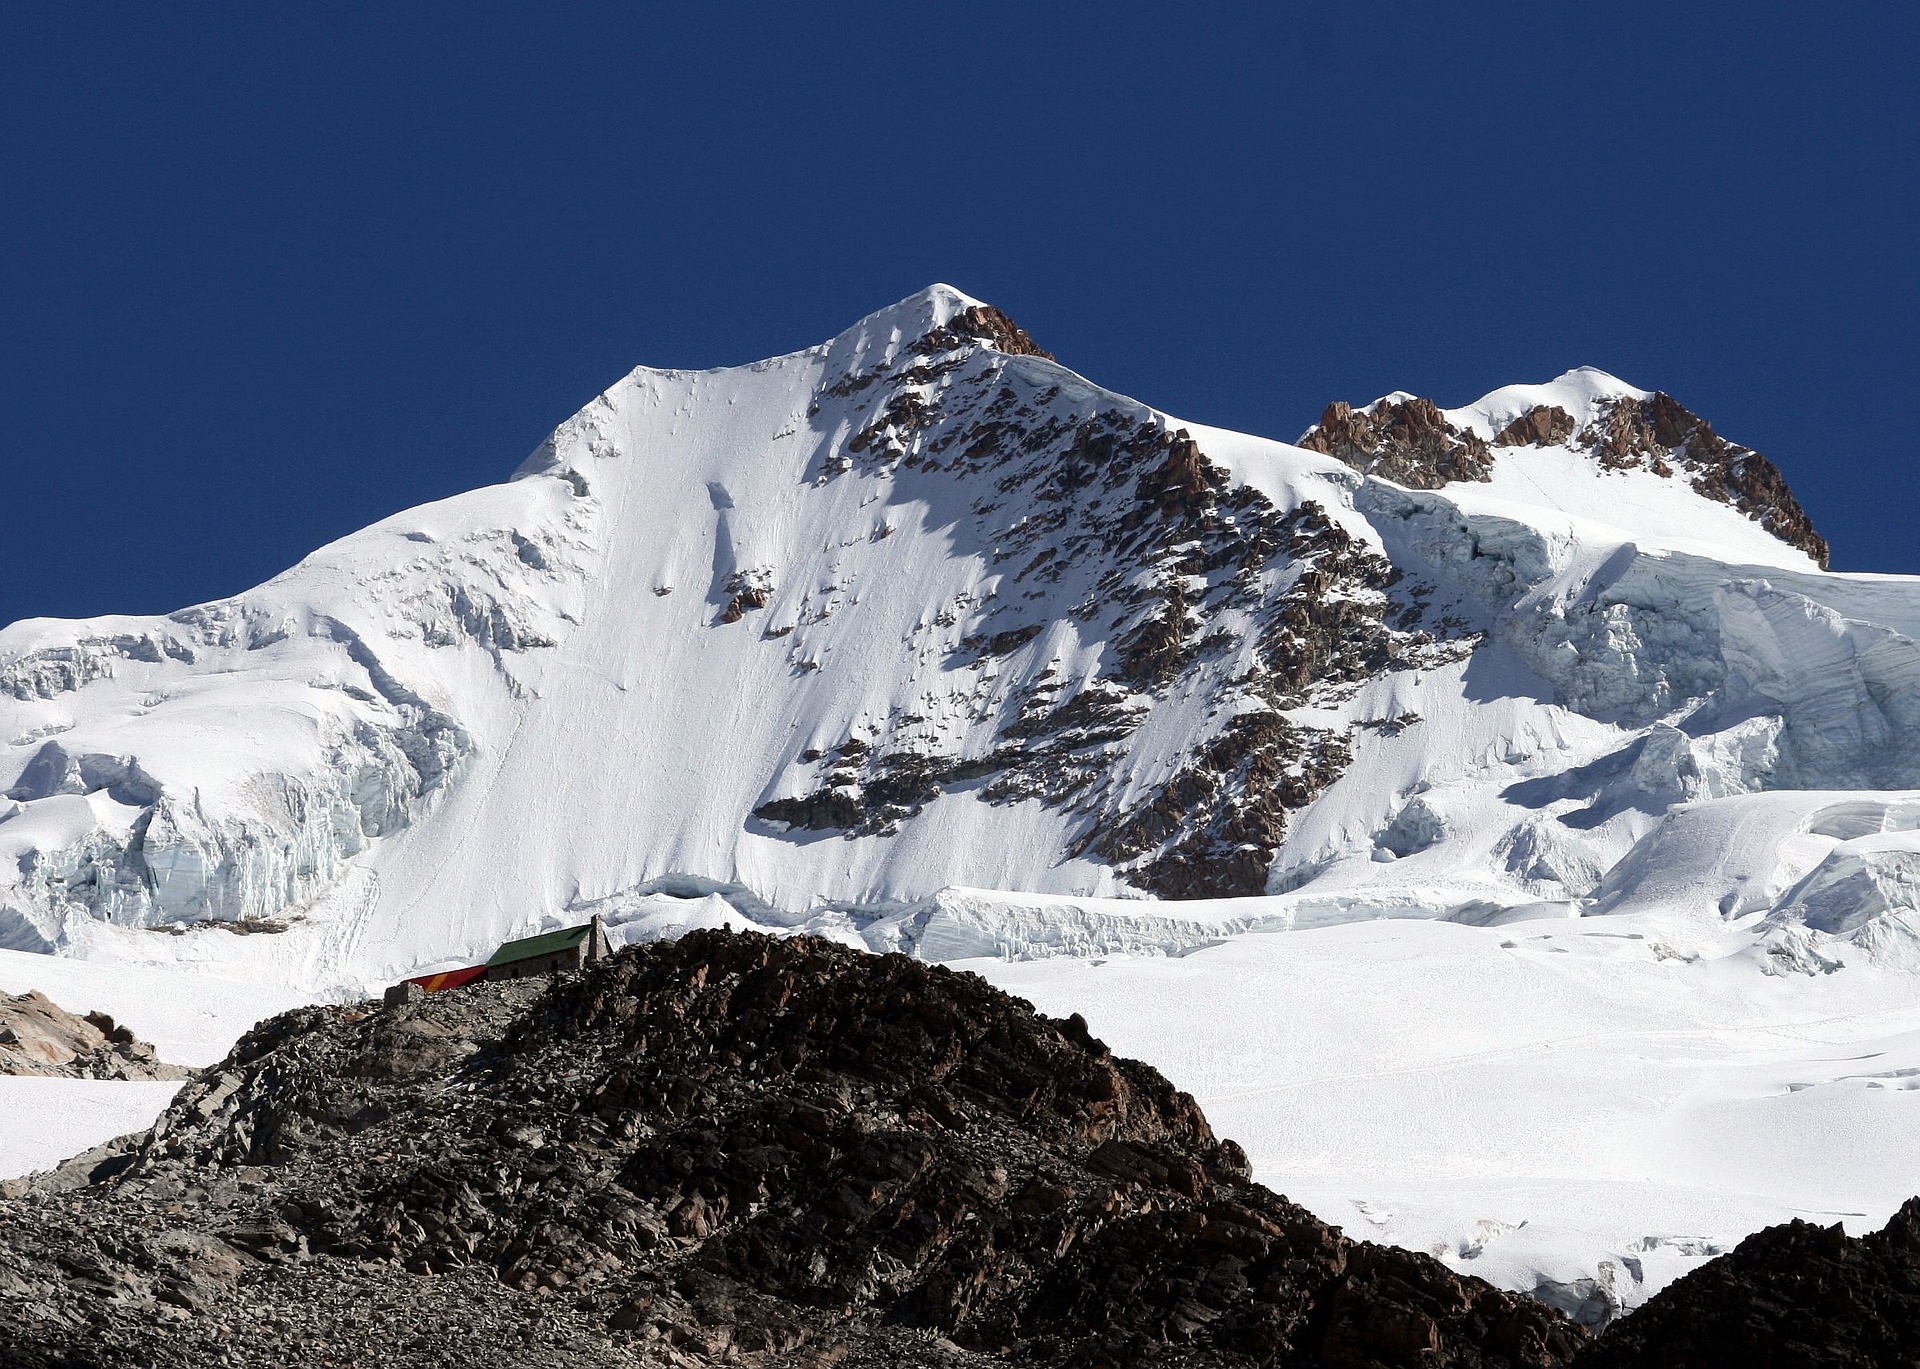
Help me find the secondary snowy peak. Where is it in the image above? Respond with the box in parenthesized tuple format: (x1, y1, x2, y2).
(1444, 365, 1649, 438)
(1299, 367, 1828, 567)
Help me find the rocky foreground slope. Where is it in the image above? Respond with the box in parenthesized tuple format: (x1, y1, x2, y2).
(0, 931, 1587, 1368)
(5, 932, 1918, 1367)
(1581, 1201, 1920, 1368)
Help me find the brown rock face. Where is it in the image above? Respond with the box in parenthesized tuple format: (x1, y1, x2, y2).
(0, 931, 1587, 1368)
(1576, 1198, 1920, 1368)
(954, 304, 1053, 359)
(1095, 499, 1417, 899)
(1298, 396, 1496, 488)
(917, 303, 1055, 360)
(0, 990, 188, 1081)
(761, 312, 1472, 897)
(1493, 405, 1576, 447)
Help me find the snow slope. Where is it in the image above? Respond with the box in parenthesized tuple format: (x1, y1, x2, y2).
(974, 908, 1920, 1324)
(3, 286, 1919, 1315)
(0, 1077, 185, 1182)
(0, 285, 1421, 981)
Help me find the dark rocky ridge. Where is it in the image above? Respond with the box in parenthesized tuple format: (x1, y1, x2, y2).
(758, 312, 1470, 898)
(0, 931, 1587, 1368)
(1579, 391, 1828, 568)
(1574, 1200, 1920, 1368)
(1297, 390, 1828, 568)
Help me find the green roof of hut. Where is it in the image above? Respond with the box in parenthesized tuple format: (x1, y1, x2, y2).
(485, 924, 592, 968)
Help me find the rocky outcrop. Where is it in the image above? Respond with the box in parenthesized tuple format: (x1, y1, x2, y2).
(1493, 406, 1575, 448)
(917, 303, 1055, 360)
(0, 991, 188, 1081)
(0, 931, 1585, 1368)
(719, 567, 777, 625)
(1303, 387, 1828, 568)
(1576, 1199, 1920, 1367)
(1577, 392, 1829, 567)
(1299, 397, 1496, 489)
(755, 313, 1470, 897)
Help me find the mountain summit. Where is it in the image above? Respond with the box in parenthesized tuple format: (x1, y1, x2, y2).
(0, 287, 1907, 992)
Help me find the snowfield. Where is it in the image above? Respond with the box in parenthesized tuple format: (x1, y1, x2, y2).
(972, 907, 1920, 1322)
(0, 1077, 185, 1183)
(3, 286, 1918, 1320)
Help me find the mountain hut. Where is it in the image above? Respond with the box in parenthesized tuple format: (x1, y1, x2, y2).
(484, 914, 613, 980)
(382, 914, 612, 1004)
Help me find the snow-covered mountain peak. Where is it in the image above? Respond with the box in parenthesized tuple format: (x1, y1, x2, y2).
(829, 282, 996, 348)
(7, 289, 1422, 967)
(1445, 365, 1650, 439)
(787, 282, 1054, 383)
(1299, 368, 1827, 569)
(517, 284, 1056, 492)
(3, 287, 1913, 1000)
(1341, 366, 1649, 441)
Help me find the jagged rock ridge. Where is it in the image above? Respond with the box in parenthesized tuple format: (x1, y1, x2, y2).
(1298, 396, 1496, 490)
(0, 931, 1588, 1368)
(1300, 386, 1827, 566)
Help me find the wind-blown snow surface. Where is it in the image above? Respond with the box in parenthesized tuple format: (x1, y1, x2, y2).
(4, 286, 1920, 1315)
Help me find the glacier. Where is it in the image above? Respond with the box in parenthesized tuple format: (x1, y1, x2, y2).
(3, 285, 1920, 1322)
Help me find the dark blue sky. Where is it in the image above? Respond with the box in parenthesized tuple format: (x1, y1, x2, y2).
(4, 4, 1914, 627)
